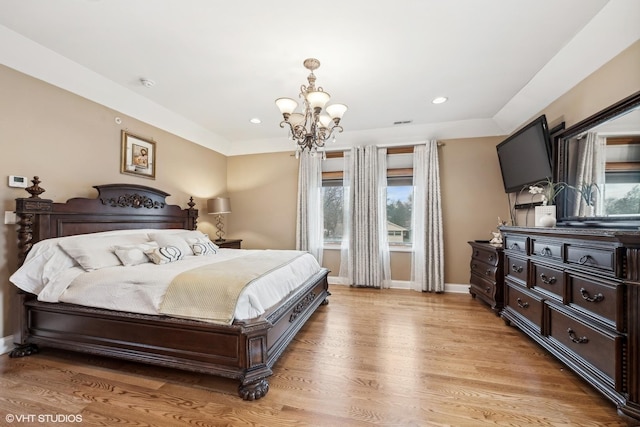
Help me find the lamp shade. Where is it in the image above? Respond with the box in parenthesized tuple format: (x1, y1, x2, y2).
(207, 197, 231, 214)
(275, 97, 298, 115)
(306, 91, 330, 110)
(326, 103, 347, 119)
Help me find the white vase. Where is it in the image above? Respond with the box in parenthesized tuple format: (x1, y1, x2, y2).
(538, 213, 557, 227)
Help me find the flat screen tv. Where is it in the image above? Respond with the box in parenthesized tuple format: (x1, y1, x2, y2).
(496, 114, 553, 193)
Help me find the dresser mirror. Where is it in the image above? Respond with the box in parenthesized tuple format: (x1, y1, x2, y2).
(556, 91, 640, 228)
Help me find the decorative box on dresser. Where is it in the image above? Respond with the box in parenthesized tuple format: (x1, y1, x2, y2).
(468, 241, 504, 314)
(500, 226, 640, 422)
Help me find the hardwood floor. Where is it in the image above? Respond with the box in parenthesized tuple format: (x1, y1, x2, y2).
(1, 285, 637, 426)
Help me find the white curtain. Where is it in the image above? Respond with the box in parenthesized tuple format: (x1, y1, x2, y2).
(339, 146, 391, 288)
(572, 132, 606, 216)
(411, 141, 444, 292)
(296, 151, 324, 264)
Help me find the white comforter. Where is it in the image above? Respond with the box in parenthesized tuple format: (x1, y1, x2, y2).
(39, 249, 321, 321)
(9, 229, 322, 322)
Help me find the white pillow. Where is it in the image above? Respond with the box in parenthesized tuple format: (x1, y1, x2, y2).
(149, 230, 207, 256)
(114, 242, 159, 266)
(59, 233, 150, 271)
(145, 245, 184, 264)
(9, 239, 77, 295)
(188, 237, 219, 256)
(9, 229, 155, 293)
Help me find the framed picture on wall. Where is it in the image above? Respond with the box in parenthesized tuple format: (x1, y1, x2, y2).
(120, 130, 156, 179)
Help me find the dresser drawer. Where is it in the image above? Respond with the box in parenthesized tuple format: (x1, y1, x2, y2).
(470, 260, 497, 281)
(567, 273, 625, 331)
(505, 283, 543, 331)
(470, 273, 497, 300)
(565, 244, 616, 274)
(471, 246, 500, 266)
(531, 238, 563, 262)
(505, 254, 528, 285)
(531, 262, 564, 301)
(547, 304, 621, 386)
(503, 234, 528, 255)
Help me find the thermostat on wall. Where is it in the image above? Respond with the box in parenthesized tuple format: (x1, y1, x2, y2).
(8, 175, 28, 188)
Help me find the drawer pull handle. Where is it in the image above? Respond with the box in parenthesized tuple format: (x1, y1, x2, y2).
(539, 247, 553, 257)
(488, 255, 494, 262)
(580, 288, 604, 303)
(512, 264, 523, 273)
(508, 243, 520, 250)
(539, 273, 556, 285)
(516, 298, 529, 309)
(474, 250, 479, 256)
(567, 328, 589, 344)
(578, 255, 592, 265)
(485, 269, 492, 276)
(471, 263, 477, 270)
(485, 287, 491, 293)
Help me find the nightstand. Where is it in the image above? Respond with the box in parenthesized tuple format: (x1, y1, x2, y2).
(468, 241, 503, 314)
(215, 239, 242, 249)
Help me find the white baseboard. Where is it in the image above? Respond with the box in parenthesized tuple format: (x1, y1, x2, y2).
(1, 335, 14, 355)
(327, 276, 469, 293)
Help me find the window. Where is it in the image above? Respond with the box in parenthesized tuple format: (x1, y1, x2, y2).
(321, 148, 414, 245)
(322, 180, 344, 242)
(603, 138, 640, 215)
(604, 171, 640, 215)
(386, 176, 413, 244)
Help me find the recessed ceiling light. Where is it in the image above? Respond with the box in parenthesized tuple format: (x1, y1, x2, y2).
(250, 118, 261, 124)
(432, 96, 448, 104)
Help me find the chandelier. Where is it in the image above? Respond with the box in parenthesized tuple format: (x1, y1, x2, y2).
(275, 58, 347, 157)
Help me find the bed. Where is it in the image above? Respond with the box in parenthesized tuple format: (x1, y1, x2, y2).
(8, 177, 330, 400)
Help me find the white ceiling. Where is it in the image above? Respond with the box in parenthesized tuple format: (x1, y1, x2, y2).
(0, 0, 638, 156)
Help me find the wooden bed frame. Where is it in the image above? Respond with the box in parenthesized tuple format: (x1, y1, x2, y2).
(9, 177, 330, 400)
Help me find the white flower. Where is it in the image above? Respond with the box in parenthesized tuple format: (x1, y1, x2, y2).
(529, 185, 544, 195)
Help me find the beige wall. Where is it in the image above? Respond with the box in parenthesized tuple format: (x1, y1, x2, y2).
(0, 65, 227, 338)
(226, 152, 299, 249)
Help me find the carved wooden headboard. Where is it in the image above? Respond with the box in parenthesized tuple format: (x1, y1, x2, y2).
(15, 177, 198, 265)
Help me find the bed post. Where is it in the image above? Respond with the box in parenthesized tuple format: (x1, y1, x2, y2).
(187, 197, 198, 230)
(15, 176, 52, 266)
(12, 176, 50, 355)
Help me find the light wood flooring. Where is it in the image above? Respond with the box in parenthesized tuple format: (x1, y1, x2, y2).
(1, 285, 637, 426)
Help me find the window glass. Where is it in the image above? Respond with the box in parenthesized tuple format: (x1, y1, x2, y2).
(322, 180, 344, 242)
(387, 177, 413, 244)
(604, 172, 640, 215)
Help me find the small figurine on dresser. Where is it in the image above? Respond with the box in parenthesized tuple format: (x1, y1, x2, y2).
(490, 217, 508, 245)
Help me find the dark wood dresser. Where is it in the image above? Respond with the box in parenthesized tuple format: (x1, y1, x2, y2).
(468, 241, 504, 314)
(500, 226, 640, 422)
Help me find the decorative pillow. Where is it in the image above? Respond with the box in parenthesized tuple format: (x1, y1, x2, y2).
(145, 245, 184, 265)
(114, 242, 159, 266)
(188, 237, 219, 256)
(59, 233, 150, 271)
(149, 230, 208, 256)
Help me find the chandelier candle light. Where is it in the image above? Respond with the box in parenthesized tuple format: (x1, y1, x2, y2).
(275, 58, 347, 158)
